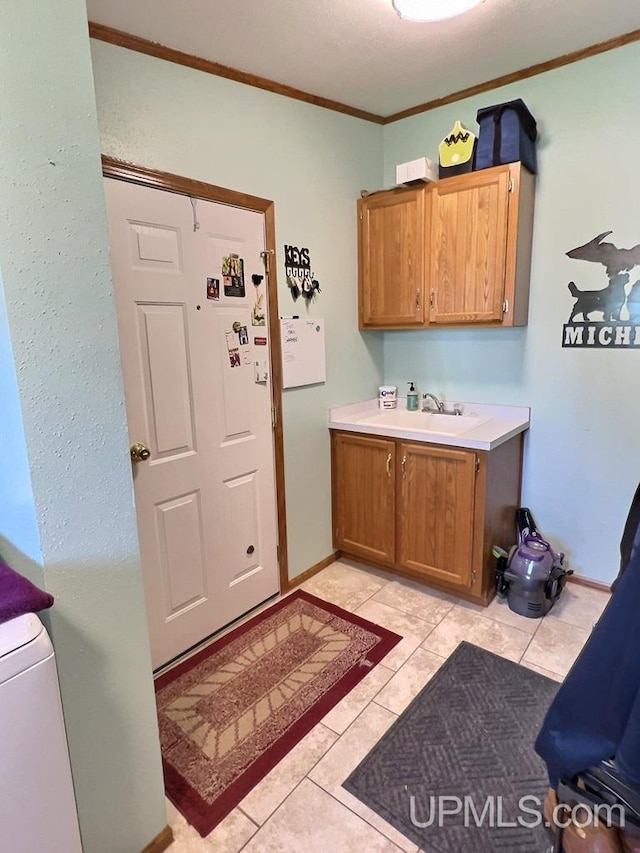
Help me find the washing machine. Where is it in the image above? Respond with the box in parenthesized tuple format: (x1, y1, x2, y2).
(0, 613, 83, 852)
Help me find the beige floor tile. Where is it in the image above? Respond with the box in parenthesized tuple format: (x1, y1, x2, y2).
(239, 723, 338, 825)
(166, 797, 187, 829)
(520, 659, 564, 683)
(456, 593, 540, 635)
(204, 808, 258, 852)
(322, 663, 395, 734)
(374, 648, 445, 715)
(169, 819, 215, 852)
(309, 703, 419, 853)
(339, 557, 399, 584)
(521, 616, 590, 677)
(301, 560, 385, 611)
(242, 778, 404, 853)
(546, 582, 610, 631)
(161, 562, 605, 853)
(356, 599, 437, 671)
(421, 605, 532, 662)
(372, 579, 456, 625)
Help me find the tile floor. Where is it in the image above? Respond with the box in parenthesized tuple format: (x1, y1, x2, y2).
(164, 558, 610, 852)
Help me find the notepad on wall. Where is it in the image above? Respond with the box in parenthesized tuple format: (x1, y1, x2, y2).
(281, 318, 326, 389)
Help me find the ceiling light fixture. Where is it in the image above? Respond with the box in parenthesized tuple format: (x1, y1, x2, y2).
(392, 0, 483, 22)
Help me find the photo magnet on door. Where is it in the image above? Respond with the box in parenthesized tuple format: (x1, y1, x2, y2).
(222, 254, 245, 297)
(225, 330, 241, 367)
(206, 277, 220, 300)
(251, 291, 266, 326)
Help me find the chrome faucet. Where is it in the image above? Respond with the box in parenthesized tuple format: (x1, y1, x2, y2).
(422, 393, 445, 413)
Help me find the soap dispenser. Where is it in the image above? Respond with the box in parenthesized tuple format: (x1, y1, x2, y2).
(407, 382, 419, 411)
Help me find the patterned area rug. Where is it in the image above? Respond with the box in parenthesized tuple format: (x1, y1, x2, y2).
(155, 590, 401, 837)
(344, 642, 559, 853)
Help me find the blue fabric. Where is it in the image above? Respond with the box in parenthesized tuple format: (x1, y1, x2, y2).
(475, 98, 538, 174)
(535, 545, 640, 787)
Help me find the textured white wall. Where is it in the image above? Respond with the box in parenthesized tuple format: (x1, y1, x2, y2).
(382, 43, 640, 583)
(91, 40, 385, 578)
(0, 3, 166, 851)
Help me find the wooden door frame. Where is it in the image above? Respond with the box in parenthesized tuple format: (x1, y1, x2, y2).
(102, 156, 289, 592)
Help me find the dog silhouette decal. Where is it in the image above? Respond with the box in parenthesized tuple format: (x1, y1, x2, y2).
(563, 231, 640, 348)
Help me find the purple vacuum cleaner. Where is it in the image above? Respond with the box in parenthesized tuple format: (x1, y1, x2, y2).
(494, 508, 573, 618)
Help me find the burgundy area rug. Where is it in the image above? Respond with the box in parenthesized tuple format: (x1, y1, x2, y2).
(155, 590, 401, 837)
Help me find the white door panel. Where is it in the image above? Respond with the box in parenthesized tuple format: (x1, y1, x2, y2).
(156, 490, 208, 613)
(137, 302, 196, 458)
(105, 179, 280, 669)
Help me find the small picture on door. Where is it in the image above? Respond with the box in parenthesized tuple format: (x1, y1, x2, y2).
(222, 255, 245, 297)
(225, 329, 242, 368)
(206, 277, 220, 300)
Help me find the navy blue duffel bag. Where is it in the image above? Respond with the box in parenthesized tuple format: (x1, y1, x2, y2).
(475, 98, 538, 174)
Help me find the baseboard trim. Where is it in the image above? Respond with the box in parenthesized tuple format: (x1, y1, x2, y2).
(568, 574, 611, 593)
(140, 825, 174, 853)
(284, 552, 340, 591)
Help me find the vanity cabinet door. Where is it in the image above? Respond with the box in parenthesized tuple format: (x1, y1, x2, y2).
(358, 186, 426, 328)
(397, 442, 477, 589)
(332, 431, 396, 566)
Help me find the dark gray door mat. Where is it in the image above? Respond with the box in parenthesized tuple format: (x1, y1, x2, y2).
(343, 642, 559, 852)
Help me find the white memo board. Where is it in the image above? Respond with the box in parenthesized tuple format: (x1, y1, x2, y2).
(281, 318, 326, 389)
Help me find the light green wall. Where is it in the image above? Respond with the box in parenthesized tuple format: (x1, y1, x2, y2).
(383, 43, 640, 583)
(0, 3, 166, 851)
(91, 40, 384, 579)
(4, 17, 633, 853)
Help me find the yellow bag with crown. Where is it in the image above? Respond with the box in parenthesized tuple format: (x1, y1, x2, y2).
(438, 120, 476, 178)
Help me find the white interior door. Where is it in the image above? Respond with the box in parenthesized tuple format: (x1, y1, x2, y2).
(104, 178, 280, 669)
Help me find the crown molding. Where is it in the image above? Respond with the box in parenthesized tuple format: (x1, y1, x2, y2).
(89, 22, 640, 126)
(88, 22, 385, 124)
(381, 28, 640, 124)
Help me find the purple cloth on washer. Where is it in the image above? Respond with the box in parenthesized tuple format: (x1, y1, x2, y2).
(0, 560, 54, 624)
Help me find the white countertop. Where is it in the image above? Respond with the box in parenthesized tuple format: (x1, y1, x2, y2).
(329, 398, 530, 451)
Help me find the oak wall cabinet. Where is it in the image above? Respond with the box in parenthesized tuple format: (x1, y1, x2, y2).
(331, 428, 524, 604)
(357, 162, 535, 330)
(358, 185, 427, 327)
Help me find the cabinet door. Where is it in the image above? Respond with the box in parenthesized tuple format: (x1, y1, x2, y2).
(398, 442, 476, 589)
(358, 187, 425, 328)
(429, 166, 510, 324)
(332, 432, 396, 566)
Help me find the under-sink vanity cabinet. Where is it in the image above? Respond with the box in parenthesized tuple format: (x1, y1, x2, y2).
(397, 442, 477, 589)
(358, 162, 535, 329)
(329, 400, 530, 605)
(332, 432, 396, 566)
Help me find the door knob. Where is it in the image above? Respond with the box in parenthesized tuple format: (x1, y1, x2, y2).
(130, 442, 151, 463)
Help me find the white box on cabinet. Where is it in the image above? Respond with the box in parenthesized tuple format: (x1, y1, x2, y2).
(396, 157, 438, 185)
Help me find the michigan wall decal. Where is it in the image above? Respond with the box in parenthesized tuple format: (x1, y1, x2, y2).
(562, 231, 640, 348)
